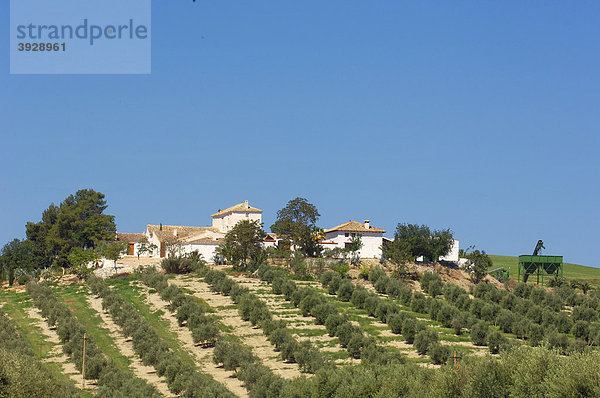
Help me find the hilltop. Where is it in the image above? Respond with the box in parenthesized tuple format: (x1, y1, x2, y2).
(488, 255, 600, 281)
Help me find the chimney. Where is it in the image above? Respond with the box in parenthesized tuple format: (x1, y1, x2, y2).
(244, 200, 249, 209)
(364, 220, 370, 230)
(173, 229, 178, 237)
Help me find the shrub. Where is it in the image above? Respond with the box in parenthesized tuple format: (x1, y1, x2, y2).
(337, 279, 355, 302)
(327, 274, 343, 295)
(160, 257, 193, 274)
(368, 266, 386, 284)
(319, 270, 337, 287)
(401, 317, 423, 344)
(364, 296, 381, 317)
(428, 343, 450, 365)
(351, 287, 369, 308)
(487, 329, 507, 354)
(470, 321, 489, 346)
(312, 304, 337, 325)
(414, 329, 438, 355)
(337, 322, 360, 347)
(325, 313, 348, 337)
(387, 313, 405, 334)
(374, 276, 390, 294)
(411, 292, 427, 314)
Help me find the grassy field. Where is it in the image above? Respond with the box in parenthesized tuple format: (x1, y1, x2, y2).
(489, 255, 600, 281)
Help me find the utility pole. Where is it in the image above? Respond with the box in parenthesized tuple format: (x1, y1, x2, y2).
(82, 333, 87, 389)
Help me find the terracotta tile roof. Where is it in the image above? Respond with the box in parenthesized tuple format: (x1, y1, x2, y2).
(184, 237, 223, 245)
(264, 233, 278, 242)
(211, 201, 262, 217)
(116, 233, 146, 243)
(324, 221, 386, 234)
(146, 225, 220, 240)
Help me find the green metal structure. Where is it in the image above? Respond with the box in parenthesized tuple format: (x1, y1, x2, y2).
(518, 240, 563, 285)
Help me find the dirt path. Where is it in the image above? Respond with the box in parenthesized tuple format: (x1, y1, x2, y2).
(25, 308, 96, 392)
(86, 295, 174, 397)
(135, 282, 248, 398)
(224, 275, 353, 365)
(172, 276, 302, 379)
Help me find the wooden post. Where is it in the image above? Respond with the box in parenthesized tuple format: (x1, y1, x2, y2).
(82, 333, 87, 389)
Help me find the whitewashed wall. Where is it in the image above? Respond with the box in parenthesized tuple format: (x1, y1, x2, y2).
(212, 211, 261, 233)
(439, 239, 460, 262)
(321, 231, 383, 258)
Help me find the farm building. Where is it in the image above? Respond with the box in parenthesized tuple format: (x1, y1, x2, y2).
(320, 220, 386, 259)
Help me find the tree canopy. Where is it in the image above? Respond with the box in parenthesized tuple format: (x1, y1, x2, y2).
(385, 223, 454, 264)
(25, 189, 116, 267)
(218, 219, 266, 270)
(271, 197, 321, 257)
(0, 239, 33, 285)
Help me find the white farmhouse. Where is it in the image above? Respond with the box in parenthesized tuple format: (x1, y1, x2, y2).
(320, 220, 386, 259)
(142, 200, 264, 261)
(439, 239, 460, 263)
(211, 200, 262, 232)
(116, 233, 146, 256)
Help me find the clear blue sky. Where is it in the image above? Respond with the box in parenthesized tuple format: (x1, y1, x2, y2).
(1, 1, 599, 267)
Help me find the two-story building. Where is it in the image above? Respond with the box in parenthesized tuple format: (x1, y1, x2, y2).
(319, 220, 385, 258)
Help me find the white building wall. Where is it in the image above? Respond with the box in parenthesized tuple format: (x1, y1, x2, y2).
(439, 239, 460, 262)
(212, 212, 261, 233)
(181, 243, 219, 262)
(322, 231, 383, 259)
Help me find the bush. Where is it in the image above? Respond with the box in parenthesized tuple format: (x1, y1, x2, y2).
(364, 296, 381, 317)
(387, 313, 405, 334)
(487, 329, 507, 354)
(337, 322, 360, 347)
(368, 266, 386, 284)
(451, 314, 467, 336)
(401, 317, 423, 344)
(312, 304, 337, 325)
(411, 292, 427, 314)
(470, 321, 489, 346)
(351, 287, 369, 308)
(337, 279, 355, 302)
(327, 274, 343, 295)
(414, 329, 438, 355)
(374, 276, 390, 294)
(160, 256, 193, 274)
(428, 343, 450, 365)
(325, 313, 348, 337)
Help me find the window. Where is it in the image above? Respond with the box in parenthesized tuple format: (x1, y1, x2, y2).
(345, 233, 349, 237)
(351, 233, 356, 237)
(345, 243, 351, 249)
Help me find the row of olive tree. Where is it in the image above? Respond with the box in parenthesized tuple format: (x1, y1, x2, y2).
(201, 267, 329, 374)
(26, 281, 161, 397)
(87, 274, 233, 397)
(0, 308, 80, 397)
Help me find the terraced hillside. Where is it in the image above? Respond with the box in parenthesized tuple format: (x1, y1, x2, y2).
(3, 261, 600, 397)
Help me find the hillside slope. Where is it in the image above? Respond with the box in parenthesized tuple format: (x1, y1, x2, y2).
(488, 255, 600, 281)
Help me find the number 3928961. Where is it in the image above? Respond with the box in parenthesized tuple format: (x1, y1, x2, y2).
(18, 43, 66, 52)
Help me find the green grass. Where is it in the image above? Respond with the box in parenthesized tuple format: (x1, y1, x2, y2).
(54, 285, 132, 373)
(489, 255, 600, 281)
(106, 276, 198, 369)
(0, 289, 92, 397)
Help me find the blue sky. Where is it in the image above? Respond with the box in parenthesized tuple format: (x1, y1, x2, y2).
(1, 1, 599, 267)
